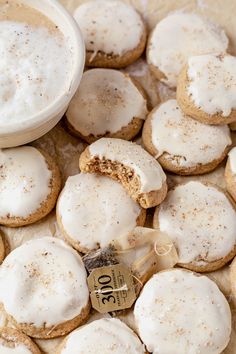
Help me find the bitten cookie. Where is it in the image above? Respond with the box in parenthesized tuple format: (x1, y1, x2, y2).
(66, 69, 148, 143)
(142, 99, 231, 175)
(79, 138, 167, 209)
(134, 269, 231, 354)
(0, 237, 90, 339)
(0, 146, 61, 227)
(225, 147, 236, 202)
(147, 12, 228, 88)
(73, 0, 146, 68)
(0, 327, 41, 354)
(177, 53, 236, 124)
(153, 181, 236, 272)
(57, 318, 145, 354)
(56, 173, 146, 253)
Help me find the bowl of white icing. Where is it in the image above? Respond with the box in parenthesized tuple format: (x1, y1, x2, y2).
(0, 0, 85, 147)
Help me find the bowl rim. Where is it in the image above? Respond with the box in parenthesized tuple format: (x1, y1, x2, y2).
(0, 0, 85, 135)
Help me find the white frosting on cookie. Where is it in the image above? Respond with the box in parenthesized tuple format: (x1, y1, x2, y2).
(157, 181, 236, 265)
(229, 147, 236, 173)
(187, 54, 236, 116)
(57, 173, 142, 250)
(150, 99, 231, 167)
(0, 21, 73, 125)
(134, 269, 231, 354)
(0, 237, 89, 327)
(60, 318, 145, 354)
(67, 69, 147, 137)
(89, 138, 166, 193)
(74, 0, 144, 57)
(0, 146, 52, 218)
(148, 13, 228, 87)
(0, 344, 31, 354)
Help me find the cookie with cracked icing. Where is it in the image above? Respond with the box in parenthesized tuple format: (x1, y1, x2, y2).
(56, 173, 146, 253)
(73, 0, 146, 68)
(134, 268, 231, 354)
(147, 13, 228, 88)
(153, 181, 236, 272)
(66, 69, 148, 143)
(0, 237, 90, 339)
(142, 99, 231, 175)
(225, 147, 236, 202)
(0, 146, 61, 227)
(57, 318, 146, 354)
(0, 327, 41, 354)
(79, 138, 167, 209)
(177, 53, 236, 124)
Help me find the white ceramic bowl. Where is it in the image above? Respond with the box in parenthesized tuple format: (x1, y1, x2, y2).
(0, 0, 85, 148)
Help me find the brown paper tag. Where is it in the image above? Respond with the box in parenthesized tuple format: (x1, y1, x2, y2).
(87, 264, 136, 313)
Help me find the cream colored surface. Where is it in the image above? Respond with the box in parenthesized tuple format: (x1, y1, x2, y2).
(147, 12, 228, 87)
(0, 0, 236, 353)
(150, 99, 231, 166)
(73, 0, 144, 56)
(187, 54, 236, 116)
(229, 147, 236, 173)
(0, 146, 51, 218)
(67, 69, 147, 136)
(0, 344, 31, 354)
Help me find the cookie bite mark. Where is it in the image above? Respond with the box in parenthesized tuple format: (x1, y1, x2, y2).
(147, 12, 228, 87)
(225, 147, 236, 202)
(177, 54, 236, 124)
(134, 269, 231, 354)
(0, 327, 41, 353)
(66, 69, 148, 143)
(0, 146, 61, 227)
(57, 318, 145, 354)
(79, 138, 167, 209)
(73, 0, 146, 68)
(0, 237, 90, 338)
(142, 99, 231, 175)
(56, 173, 146, 253)
(153, 181, 236, 272)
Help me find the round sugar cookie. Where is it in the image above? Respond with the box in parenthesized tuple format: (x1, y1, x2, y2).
(142, 99, 231, 175)
(73, 0, 146, 68)
(56, 173, 146, 253)
(79, 137, 167, 209)
(0, 237, 90, 339)
(225, 147, 236, 202)
(147, 12, 228, 88)
(134, 269, 231, 354)
(153, 181, 236, 272)
(177, 53, 236, 124)
(0, 327, 41, 354)
(0, 146, 61, 227)
(57, 318, 145, 354)
(66, 69, 148, 143)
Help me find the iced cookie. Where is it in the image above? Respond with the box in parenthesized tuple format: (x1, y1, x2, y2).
(79, 138, 167, 208)
(0, 327, 41, 354)
(134, 269, 231, 354)
(0, 237, 90, 339)
(57, 173, 146, 253)
(147, 13, 228, 88)
(153, 181, 236, 272)
(177, 53, 236, 124)
(142, 99, 231, 175)
(0, 146, 61, 227)
(73, 0, 146, 68)
(66, 69, 148, 143)
(225, 147, 236, 202)
(57, 318, 145, 354)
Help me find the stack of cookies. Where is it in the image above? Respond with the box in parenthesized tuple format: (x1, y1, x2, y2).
(1, 0, 236, 353)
